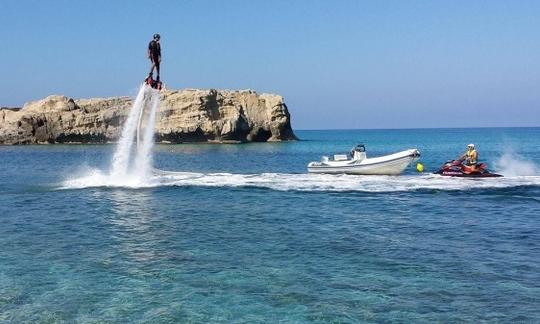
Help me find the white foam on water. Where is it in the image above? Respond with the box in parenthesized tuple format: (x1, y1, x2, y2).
(62, 168, 150, 189)
(62, 169, 540, 192)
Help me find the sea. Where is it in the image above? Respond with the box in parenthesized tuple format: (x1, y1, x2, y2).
(1, 127, 539, 323)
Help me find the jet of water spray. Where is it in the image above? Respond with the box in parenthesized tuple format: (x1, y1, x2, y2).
(110, 85, 148, 177)
(134, 90, 160, 180)
(109, 85, 160, 184)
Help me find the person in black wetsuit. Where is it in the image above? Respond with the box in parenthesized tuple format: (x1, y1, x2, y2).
(148, 33, 161, 81)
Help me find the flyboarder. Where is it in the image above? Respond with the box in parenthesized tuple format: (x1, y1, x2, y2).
(146, 33, 162, 89)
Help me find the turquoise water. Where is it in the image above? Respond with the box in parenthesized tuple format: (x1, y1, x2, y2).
(1, 128, 540, 322)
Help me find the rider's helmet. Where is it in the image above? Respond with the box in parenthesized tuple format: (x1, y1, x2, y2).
(467, 143, 475, 149)
(153, 33, 161, 40)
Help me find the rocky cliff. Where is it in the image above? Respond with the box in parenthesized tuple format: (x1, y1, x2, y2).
(0, 88, 296, 144)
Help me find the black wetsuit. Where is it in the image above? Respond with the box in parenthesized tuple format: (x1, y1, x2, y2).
(148, 40, 161, 62)
(148, 40, 161, 78)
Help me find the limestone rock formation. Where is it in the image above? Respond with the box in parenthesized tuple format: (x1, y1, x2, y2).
(0, 88, 296, 144)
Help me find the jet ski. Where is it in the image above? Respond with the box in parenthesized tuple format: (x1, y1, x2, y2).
(434, 159, 502, 177)
(307, 144, 420, 175)
(145, 75, 163, 90)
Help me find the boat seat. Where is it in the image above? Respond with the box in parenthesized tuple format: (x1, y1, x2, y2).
(334, 154, 349, 161)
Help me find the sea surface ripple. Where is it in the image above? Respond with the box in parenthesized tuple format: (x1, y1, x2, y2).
(1, 128, 539, 322)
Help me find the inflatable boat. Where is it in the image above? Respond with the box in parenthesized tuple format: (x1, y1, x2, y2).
(307, 145, 420, 175)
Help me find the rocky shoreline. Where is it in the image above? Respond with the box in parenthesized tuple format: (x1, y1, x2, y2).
(0, 88, 296, 145)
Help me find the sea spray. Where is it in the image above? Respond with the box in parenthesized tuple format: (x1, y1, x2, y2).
(110, 85, 148, 177)
(495, 152, 539, 176)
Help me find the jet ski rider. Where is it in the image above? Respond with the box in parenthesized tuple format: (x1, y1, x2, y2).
(148, 33, 161, 81)
(462, 143, 478, 167)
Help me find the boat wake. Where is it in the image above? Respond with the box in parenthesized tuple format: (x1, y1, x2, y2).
(61, 168, 540, 192)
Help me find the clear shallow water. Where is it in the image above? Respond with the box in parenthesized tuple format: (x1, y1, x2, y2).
(1, 128, 540, 322)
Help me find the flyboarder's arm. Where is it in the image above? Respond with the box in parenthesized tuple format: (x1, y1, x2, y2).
(148, 41, 153, 59)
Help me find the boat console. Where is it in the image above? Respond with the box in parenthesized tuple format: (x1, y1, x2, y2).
(351, 144, 367, 161)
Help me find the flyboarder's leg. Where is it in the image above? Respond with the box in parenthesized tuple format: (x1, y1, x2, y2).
(149, 61, 155, 77)
(155, 60, 160, 81)
(147, 59, 156, 86)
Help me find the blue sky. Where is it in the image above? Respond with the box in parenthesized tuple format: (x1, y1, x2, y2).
(1, 0, 539, 129)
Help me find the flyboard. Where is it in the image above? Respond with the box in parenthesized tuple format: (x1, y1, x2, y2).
(145, 75, 163, 90)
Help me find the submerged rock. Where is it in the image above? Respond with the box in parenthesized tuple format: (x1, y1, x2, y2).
(0, 88, 296, 144)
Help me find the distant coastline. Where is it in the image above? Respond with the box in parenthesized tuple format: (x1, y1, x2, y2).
(294, 126, 540, 131)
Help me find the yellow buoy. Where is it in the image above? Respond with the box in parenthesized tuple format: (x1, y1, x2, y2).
(416, 163, 424, 173)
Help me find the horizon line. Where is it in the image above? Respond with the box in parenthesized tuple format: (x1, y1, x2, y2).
(294, 126, 540, 131)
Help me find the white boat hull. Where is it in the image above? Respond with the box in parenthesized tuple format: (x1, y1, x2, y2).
(307, 149, 420, 175)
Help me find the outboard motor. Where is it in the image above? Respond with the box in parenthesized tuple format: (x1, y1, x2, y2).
(351, 144, 367, 161)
